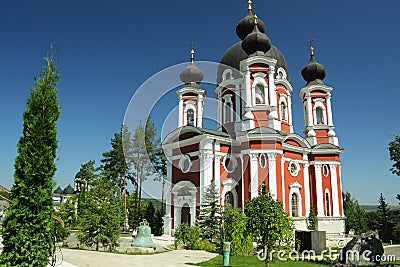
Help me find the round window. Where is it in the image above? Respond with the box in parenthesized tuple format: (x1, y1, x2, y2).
(259, 153, 267, 169)
(179, 154, 191, 173)
(224, 154, 237, 173)
(288, 161, 300, 177)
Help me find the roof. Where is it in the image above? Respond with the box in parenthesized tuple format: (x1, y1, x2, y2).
(62, 184, 74, 195)
(53, 186, 63, 195)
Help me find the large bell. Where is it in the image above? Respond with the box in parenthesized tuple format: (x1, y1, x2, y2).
(132, 219, 156, 249)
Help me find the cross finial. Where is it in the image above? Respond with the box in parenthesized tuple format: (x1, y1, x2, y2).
(309, 38, 315, 56)
(190, 41, 195, 63)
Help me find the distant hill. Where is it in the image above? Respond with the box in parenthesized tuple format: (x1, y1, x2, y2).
(361, 205, 400, 212)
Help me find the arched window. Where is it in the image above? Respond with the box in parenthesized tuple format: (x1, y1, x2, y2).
(281, 102, 287, 121)
(224, 191, 234, 207)
(291, 193, 299, 217)
(316, 107, 324, 124)
(225, 102, 232, 122)
(255, 84, 265, 104)
(325, 191, 331, 216)
(187, 109, 194, 126)
(181, 203, 191, 226)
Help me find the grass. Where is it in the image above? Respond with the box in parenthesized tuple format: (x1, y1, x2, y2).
(188, 255, 331, 267)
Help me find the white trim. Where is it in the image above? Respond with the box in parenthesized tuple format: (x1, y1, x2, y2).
(259, 153, 267, 169)
(251, 72, 268, 106)
(184, 101, 197, 127)
(281, 155, 286, 210)
(329, 164, 340, 217)
(250, 153, 259, 199)
(315, 164, 324, 217)
(313, 99, 327, 125)
(303, 161, 310, 217)
(222, 94, 233, 123)
(179, 154, 192, 173)
(267, 152, 277, 199)
(289, 182, 302, 218)
(221, 178, 238, 208)
(172, 181, 197, 228)
(288, 160, 300, 177)
(222, 68, 234, 82)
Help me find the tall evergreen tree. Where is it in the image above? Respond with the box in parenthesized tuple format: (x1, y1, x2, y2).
(196, 180, 221, 245)
(75, 160, 98, 217)
(377, 193, 393, 242)
(0, 50, 60, 266)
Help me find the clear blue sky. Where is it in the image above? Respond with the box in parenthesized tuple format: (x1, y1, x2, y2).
(1, 0, 400, 205)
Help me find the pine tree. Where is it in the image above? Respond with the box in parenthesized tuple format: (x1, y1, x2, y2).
(75, 160, 98, 217)
(196, 180, 221, 245)
(377, 193, 393, 242)
(0, 50, 60, 266)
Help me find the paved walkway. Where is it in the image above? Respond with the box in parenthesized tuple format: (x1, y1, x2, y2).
(60, 248, 217, 267)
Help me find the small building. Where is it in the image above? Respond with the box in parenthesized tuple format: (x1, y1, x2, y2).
(53, 184, 74, 206)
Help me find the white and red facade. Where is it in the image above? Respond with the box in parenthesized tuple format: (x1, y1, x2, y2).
(162, 6, 345, 237)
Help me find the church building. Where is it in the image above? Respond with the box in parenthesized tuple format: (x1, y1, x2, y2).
(163, 1, 345, 237)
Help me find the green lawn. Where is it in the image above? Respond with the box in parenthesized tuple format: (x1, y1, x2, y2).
(189, 255, 331, 267)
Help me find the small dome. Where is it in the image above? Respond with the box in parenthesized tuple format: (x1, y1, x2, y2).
(236, 13, 266, 40)
(241, 18, 271, 55)
(180, 47, 204, 85)
(218, 42, 290, 83)
(180, 63, 204, 84)
(301, 53, 326, 83)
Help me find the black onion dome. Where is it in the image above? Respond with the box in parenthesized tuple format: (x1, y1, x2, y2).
(180, 62, 204, 84)
(241, 22, 271, 55)
(218, 42, 290, 83)
(236, 12, 266, 40)
(301, 54, 326, 83)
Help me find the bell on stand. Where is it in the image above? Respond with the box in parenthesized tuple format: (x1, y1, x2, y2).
(132, 219, 156, 249)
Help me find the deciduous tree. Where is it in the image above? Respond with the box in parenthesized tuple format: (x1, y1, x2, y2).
(245, 183, 294, 267)
(343, 191, 368, 234)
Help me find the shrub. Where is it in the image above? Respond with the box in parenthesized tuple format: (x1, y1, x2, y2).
(174, 224, 200, 250)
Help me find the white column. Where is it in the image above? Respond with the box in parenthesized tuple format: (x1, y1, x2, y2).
(217, 93, 222, 127)
(200, 152, 214, 205)
(306, 94, 313, 127)
(268, 66, 278, 119)
(338, 165, 344, 217)
(250, 153, 259, 199)
(326, 93, 334, 127)
(178, 95, 183, 127)
(245, 67, 251, 107)
(303, 161, 311, 217)
(214, 153, 222, 205)
(287, 94, 293, 131)
(197, 94, 203, 128)
(314, 164, 324, 217)
(165, 161, 172, 217)
(329, 164, 340, 216)
(267, 152, 277, 199)
(281, 156, 286, 210)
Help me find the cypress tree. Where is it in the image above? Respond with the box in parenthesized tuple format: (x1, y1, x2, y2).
(0, 50, 60, 266)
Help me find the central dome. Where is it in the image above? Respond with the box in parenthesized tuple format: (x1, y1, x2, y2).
(217, 41, 290, 84)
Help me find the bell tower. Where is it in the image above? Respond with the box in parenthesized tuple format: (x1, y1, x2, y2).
(177, 44, 206, 128)
(299, 42, 338, 146)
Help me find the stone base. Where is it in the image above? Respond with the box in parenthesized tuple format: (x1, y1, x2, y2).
(126, 247, 155, 253)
